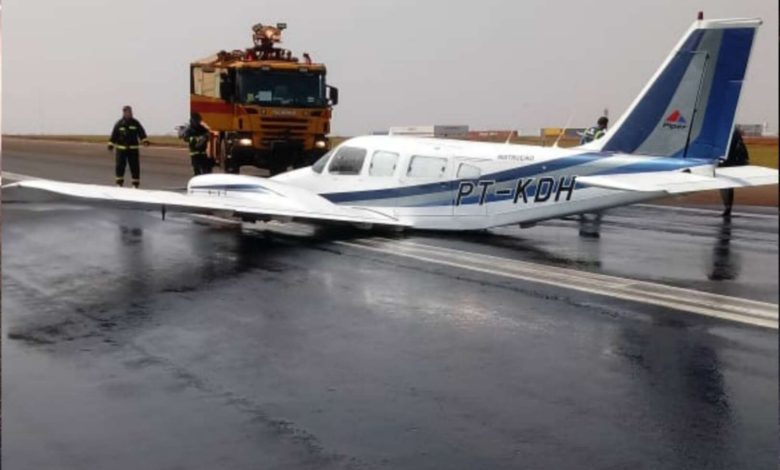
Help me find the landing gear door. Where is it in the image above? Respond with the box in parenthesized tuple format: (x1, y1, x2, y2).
(453, 159, 486, 218)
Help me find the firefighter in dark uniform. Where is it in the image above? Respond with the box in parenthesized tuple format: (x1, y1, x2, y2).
(718, 127, 750, 217)
(183, 113, 214, 175)
(108, 105, 149, 187)
(580, 116, 609, 144)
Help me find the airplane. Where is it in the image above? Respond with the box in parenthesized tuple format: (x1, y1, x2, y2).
(4, 17, 777, 232)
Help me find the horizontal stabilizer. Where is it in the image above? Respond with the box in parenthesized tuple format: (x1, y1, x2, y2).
(578, 165, 777, 194)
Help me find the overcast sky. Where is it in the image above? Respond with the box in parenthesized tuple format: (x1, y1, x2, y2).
(2, 0, 778, 136)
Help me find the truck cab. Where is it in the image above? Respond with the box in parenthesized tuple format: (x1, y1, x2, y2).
(190, 22, 339, 174)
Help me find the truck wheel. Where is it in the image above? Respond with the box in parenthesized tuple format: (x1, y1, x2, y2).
(223, 155, 240, 174)
(268, 165, 287, 176)
(292, 154, 316, 169)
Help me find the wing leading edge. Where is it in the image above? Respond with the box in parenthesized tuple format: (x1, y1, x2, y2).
(2, 177, 408, 227)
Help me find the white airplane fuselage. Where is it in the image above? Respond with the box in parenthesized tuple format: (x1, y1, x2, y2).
(267, 135, 713, 230)
(265, 17, 771, 231)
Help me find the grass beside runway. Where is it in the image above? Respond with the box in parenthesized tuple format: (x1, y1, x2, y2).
(6, 134, 186, 147)
(743, 137, 780, 169)
(11, 135, 776, 168)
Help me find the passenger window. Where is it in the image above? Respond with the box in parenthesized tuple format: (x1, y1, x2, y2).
(328, 146, 367, 175)
(311, 149, 334, 174)
(457, 163, 481, 179)
(406, 156, 447, 178)
(369, 150, 399, 177)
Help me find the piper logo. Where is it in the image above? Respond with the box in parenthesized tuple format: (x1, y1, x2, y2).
(663, 110, 687, 130)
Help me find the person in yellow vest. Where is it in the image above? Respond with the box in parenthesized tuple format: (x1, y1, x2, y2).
(579, 116, 609, 144)
(108, 106, 150, 188)
(182, 113, 215, 175)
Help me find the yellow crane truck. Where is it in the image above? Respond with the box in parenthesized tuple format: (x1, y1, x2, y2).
(190, 22, 338, 174)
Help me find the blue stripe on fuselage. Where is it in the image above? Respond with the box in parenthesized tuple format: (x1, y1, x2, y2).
(322, 153, 708, 206)
(194, 155, 711, 208)
(322, 153, 606, 204)
(189, 184, 278, 195)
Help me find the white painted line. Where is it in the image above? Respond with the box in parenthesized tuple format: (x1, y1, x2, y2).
(336, 238, 778, 329)
(636, 203, 777, 220)
(1, 171, 41, 183)
(4, 137, 189, 152)
(5, 169, 775, 328)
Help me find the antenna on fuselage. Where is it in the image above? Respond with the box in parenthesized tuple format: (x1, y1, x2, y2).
(552, 110, 576, 148)
(503, 129, 516, 145)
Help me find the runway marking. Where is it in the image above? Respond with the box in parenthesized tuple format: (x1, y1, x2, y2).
(5, 170, 776, 328)
(336, 238, 779, 329)
(635, 203, 778, 220)
(231, 219, 778, 329)
(1, 171, 41, 183)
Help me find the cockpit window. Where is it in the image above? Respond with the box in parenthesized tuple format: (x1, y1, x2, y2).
(328, 146, 367, 175)
(369, 150, 399, 177)
(311, 149, 334, 174)
(406, 155, 447, 178)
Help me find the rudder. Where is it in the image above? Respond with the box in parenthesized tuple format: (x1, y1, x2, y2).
(589, 18, 761, 161)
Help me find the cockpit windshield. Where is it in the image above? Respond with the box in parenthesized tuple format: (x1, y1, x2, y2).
(311, 149, 333, 173)
(237, 69, 326, 107)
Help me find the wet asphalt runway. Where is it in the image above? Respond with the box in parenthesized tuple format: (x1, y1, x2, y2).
(2, 139, 778, 469)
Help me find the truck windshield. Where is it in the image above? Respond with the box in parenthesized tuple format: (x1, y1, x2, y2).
(237, 69, 325, 107)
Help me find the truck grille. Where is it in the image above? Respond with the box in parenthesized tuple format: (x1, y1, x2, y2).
(259, 117, 309, 145)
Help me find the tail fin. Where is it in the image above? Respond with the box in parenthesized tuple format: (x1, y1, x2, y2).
(588, 18, 761, 160)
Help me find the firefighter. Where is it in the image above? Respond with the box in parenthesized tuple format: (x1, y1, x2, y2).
(579, 116, 609, 145)
(718, 128, 750, 217)
(108, 105, 150, 187)
(183, 113, 214, 175)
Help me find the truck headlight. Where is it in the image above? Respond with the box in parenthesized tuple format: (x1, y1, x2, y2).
(315, 139, 327, 149)
(238, 138, 253, 146)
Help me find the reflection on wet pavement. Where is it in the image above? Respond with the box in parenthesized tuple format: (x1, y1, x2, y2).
(2, 203, 778, 470)
(708, 218, 740, 281)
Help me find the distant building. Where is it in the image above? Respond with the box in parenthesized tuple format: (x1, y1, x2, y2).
(542, 127, 565, 138)
(468, 130, 516, 142)
(736, 123, 771, 137)
(516, 128, 542, 137)
(388, 125, 469, 138)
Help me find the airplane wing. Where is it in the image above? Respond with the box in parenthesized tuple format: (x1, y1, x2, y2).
(2, 177, 408, 227)
(578, 165, 778, 195)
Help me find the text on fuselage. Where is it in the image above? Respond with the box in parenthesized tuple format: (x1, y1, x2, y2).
(455, 176, 577, 206)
